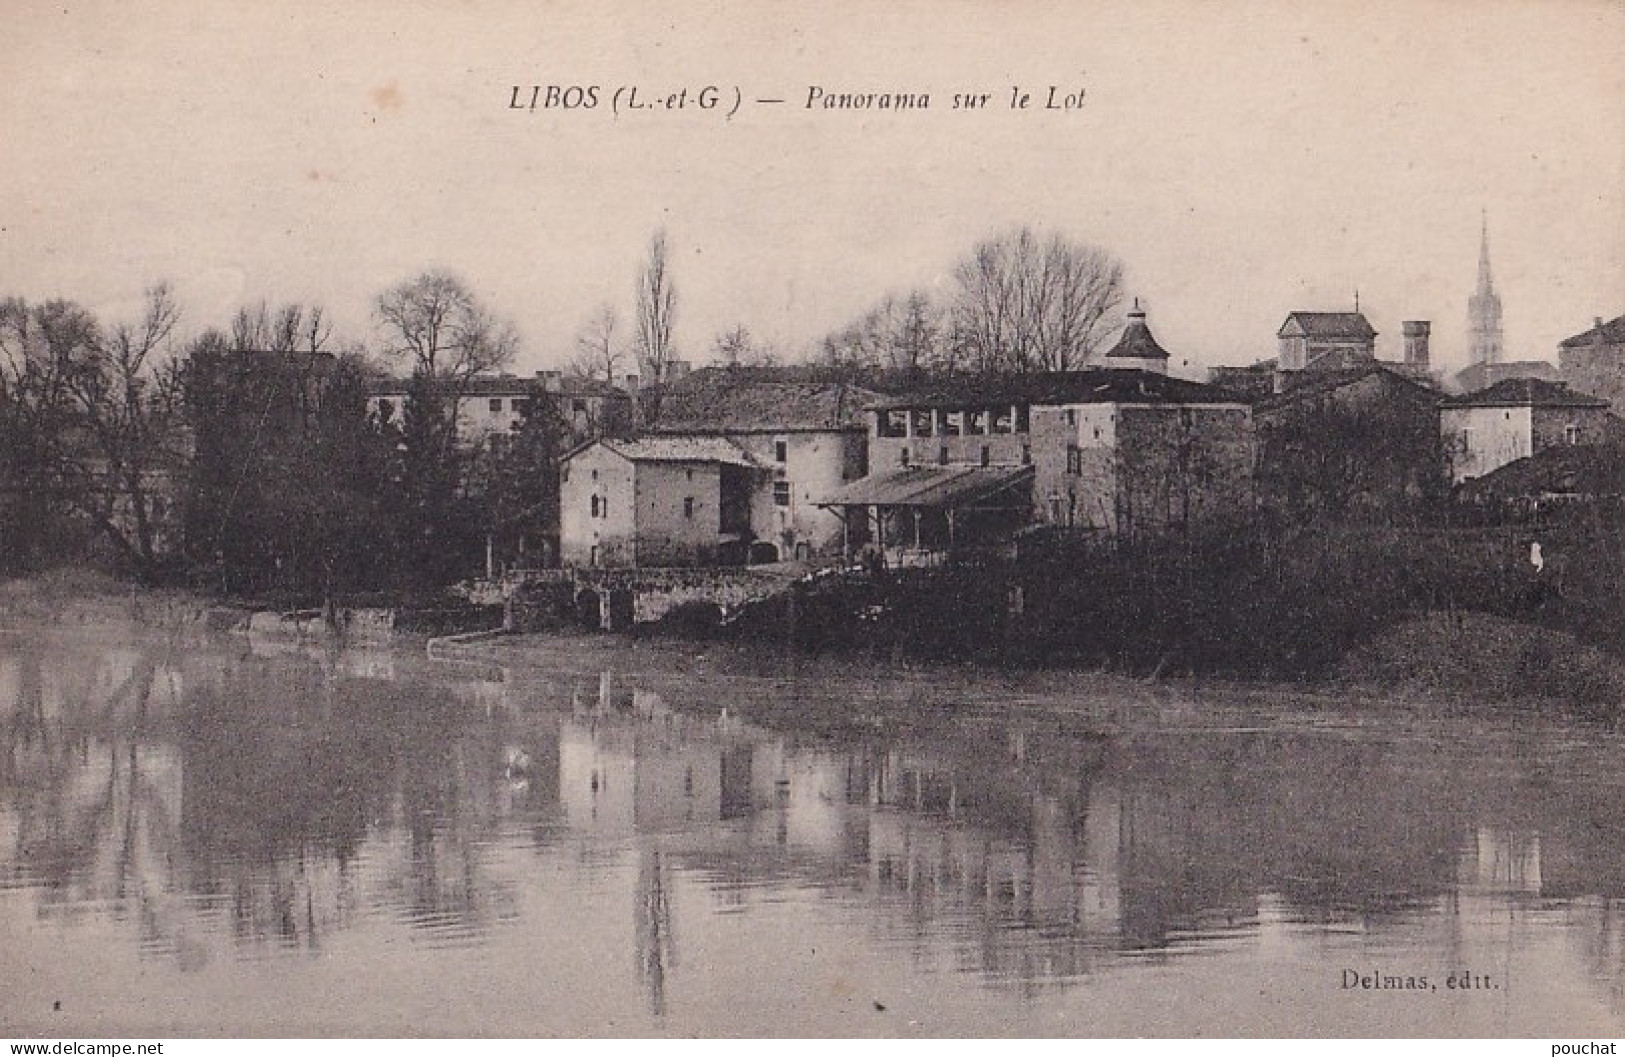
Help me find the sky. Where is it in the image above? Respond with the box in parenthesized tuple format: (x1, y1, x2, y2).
(2, 0, 1622, 378)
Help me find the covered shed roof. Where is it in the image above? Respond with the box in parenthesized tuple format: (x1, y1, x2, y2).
(819, 464, 1034, 509)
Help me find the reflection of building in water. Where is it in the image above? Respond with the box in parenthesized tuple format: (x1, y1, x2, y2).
(1458, 826, 1543, 895)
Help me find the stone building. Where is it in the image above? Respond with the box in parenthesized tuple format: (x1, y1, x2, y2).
(644, 370, 878, 560)
(1558, 313, 1625, 406)
(558, 436, 773, 567)
(365, 371, 632, 447)
(825, 357, 1255, 556)
(1251, 363, 1445, 518)
(1440, 378, 1612, 484)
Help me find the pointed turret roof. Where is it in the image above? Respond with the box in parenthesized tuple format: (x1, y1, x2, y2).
(1105, 299, 1171, 361)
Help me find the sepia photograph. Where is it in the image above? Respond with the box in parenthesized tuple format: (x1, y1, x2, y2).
(2, 0, 1624, 1041)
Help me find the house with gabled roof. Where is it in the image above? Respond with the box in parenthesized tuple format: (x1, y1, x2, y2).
(1251, 363, 1446, 517)
(644, 369, 882, 560)
(1440, 378, 1614, 484)
(1276, 311, 1377, 372)
(559, 435, 775, 567)
(1558, 312, 1625, 407)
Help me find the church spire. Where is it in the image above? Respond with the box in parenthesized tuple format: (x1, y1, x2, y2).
(1477, 209, 1494, 294)
(1468, 210, 1504, 366)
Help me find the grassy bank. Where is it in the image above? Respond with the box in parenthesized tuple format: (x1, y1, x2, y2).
(723, 517, 1625, 714)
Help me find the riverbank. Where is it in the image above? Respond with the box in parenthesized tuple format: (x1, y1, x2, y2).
(6, 564, 1621, 724)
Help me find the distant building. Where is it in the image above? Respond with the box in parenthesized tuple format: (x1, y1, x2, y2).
(1440, 378, 1612, 484)
(647, 370, 879, 561)
(559, 436, 772, 567)
(1467, 213, 1505, 368)
(364, 372, 632, 446)
(1452, 358, 1560, 394)
(1251, 363, 1445, 517)
(1276, 311, 1377, 372)
(824, 355, 1255, 555)
(1558, 312, 1625, 406)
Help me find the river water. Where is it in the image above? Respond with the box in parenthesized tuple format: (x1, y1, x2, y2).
(2, 626, 1624, 1037)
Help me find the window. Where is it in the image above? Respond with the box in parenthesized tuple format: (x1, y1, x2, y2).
(1021, 444, 1032, 465)
(774, 437, 789, 462)
(939, 410, 963, 436)
(879, 409, 908, 438)
(1566, 424, 1581, 445)
(1459, 429, 1474, 454)
(1065, 409, 1076, 428)
(1067, 445, 1082, 475)
(1015, 405, 1031, 432)
(489, 398, 503, 414)
(966, 409, 987, 435)
(686, 468, 694, 481)
(938, 446, 949, 466)
(910, 410, 934, 438)
(900, 448, 911, 467)
(980, 445, 991, 467)
(992, 407, 1014, 434)
(683, 496, 695, 518)
(590, 495, 601, 518)
(773, 481, 791, 507)
(377, 398, 395, 421)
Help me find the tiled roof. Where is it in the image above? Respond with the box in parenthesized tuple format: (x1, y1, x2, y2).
(1559, 313, 1625, 348)
(364, 374, 627, 399)
(1278, 312, 1378, 340)
(1441, 378, 1609, 409)
(652, 373, 880, 432)
(1458, 440, 1625, 498)
(592, 436, 766, 468)
(871, 369, 1245, 410)
(1252, 363, 1434, 411)
(1104, 307, 1171, 361)
(818, 464, 1034, 508)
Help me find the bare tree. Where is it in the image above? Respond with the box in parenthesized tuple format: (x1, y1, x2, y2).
(374, 269, 517, 383)
(374, 269, 518, 454)
(229, 300, 334, 356)
(711, 324, 778, 368)
(950, 226, 1124, 375)
(633, 230, 678, 382)
(569, 302, 624, 381)
(0, 285, 188, 574)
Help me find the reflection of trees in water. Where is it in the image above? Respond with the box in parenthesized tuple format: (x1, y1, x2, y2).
(1, 642, 559, 962)
(1, 646, 215, 967)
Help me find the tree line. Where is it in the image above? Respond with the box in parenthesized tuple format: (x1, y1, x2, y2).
(0, 270, 568, 601)
(1, 222, 1129, 597)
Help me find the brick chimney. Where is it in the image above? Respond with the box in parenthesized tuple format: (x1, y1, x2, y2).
(534, 370, 562, 393)
(1402, 320, 1431, 367)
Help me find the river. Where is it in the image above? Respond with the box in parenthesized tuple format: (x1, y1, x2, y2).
(2, 626, 1623, 1037)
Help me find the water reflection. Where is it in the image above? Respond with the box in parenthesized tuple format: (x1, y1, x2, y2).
(4, 631, 1625, 1033)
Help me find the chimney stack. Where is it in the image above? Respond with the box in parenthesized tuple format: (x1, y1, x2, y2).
(1402, 320, 1431, 367)
(535, 369, 562, 393)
